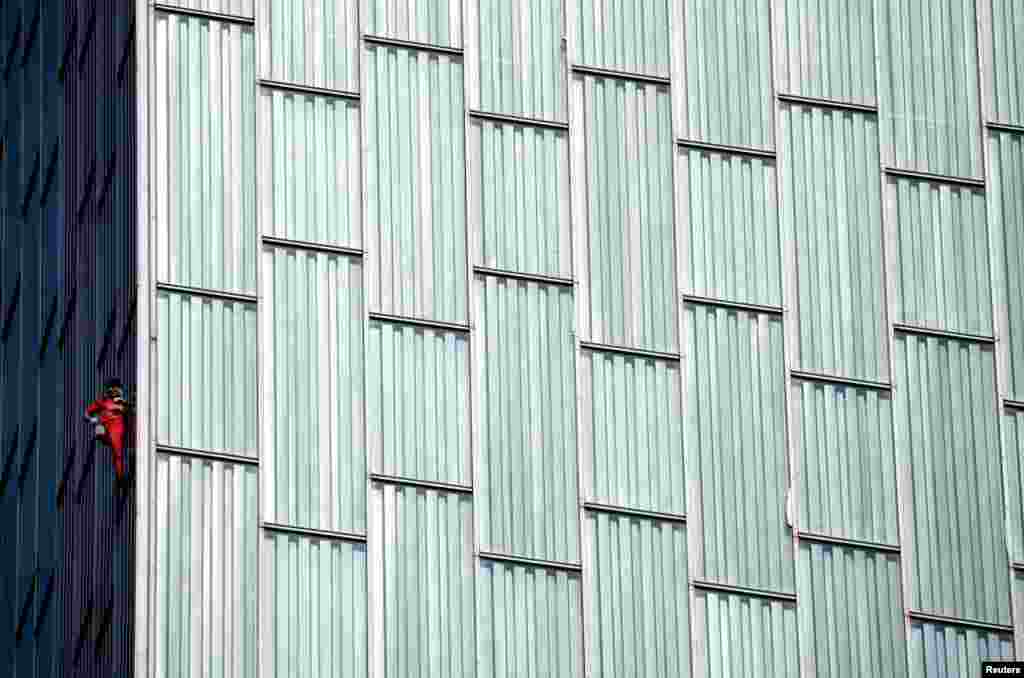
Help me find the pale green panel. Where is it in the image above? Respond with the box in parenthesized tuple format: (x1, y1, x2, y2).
(365, 45, 467, 324)
(375, 483, 475, 678)
(878, 0, 982, 178)
(366, 320, 470, 485)
(580, 350, 684, 515)
(990, 130, 1024, 400)
(153, 12, 256, 294)
(1002, 407, 1024, 562)
(1015, 571, 1024, 653)
(796, 542, 906, 678)
(575, 0, 671, 76)
(476, 0, 565, 121)
(693, 590, 798, 678)
(476, 276, 578, 563)
(781, 103, 887, 382)
(891, 177, 992, 336)
(678, 147, 781, 307)
(261, 0, 358, 91)
(158, 0, 253, 17)
(366, 0, 462, 48)
(991, 0, 1024, 125)
(908, 621, 1013, 677)
(792, 380, 898, 545)
(259, 89, 361, 248)
(680, 0, 772, 148)
(895, 334, 1009, 624)
(774, 0, 877, 104)
(151, 453, 258, 678)
(469, 119, 571, 278)
(262, 532, 367, 678)
(684, 304, 793, 592)
(156, 290, 257, 456)
(584, 512, 689, 678)
(262, 246, 365, 533)
(476, 559, 582, 678)
(577, 75, 677, 353)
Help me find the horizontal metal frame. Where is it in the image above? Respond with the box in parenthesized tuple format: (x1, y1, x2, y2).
(368, 472, 473, 495)
(1011, 560, 1024, 570)
(155, 444, 258, 467)
(677, 138, 777, 160)
(692, 579, 798, 603)
(151, 3, 254, 25)
(362, 34, 463, 57)
(906, 609, 1013, 634)
(468, 109, 569, 131)
(367, 311, 471, 334)
(1005, 400, 1024, 411)
(262, 522, 367, 544)
(155, 282, 257, 304)
(883, 167, 985, 189)
(571, 64, 671, 86)
(790, 369, 893, 392)
(682, 293, 784, 316)
(797, 530, 900, 554)
(777, 92, 878, 114)
(893, 323, 996, 345)
(258, 79, 360, 101)
(583, 501, 686, 524)
(478, 551, 582, 573)
(473, 265, 575, 288)
(987, 121, 1024, 135)
(579, 340, 681, 362)
(262, 235, 364, 258)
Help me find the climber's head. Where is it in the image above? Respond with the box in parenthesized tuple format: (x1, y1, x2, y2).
(103, 378, 124, 399)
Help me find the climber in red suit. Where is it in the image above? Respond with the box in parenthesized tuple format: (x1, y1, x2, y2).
(85, 378, 132, 487)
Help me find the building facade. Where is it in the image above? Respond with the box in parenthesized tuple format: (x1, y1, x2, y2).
(4, 0, 1024, 676)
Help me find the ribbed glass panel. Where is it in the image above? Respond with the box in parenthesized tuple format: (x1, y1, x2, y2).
(796, 542, 906, 678)
(990, 0, 1024, 125)
(1015, 570, 1024, 645)
(907, 621, 1013, 677)
(575, 0, 670, 76)
(258, 89, 361, 248)
(153, 12, 256, 295)
(575, 74, 677, 353)
(775, 0, 877, 104)
(157, 290, 257, 456)
(366, 0, 462, 48)
(261, 0, 358, 91)
(891, 177, 992, 336)
(878, 0, 982, 178)
(584, 512, 689, 678)
(158, 0, 253, 18)
(678, 147, 780, 307)
(366, 320, 470, 485)
(476, 559, 582, 678)
(262, 246, 365, 533)
(262, 532, 367, 678)
(1001, 407, 1024, 562)
(476, 276, 578, 563)
(684, 304, 793, 592)
(476, 0, 565, 121)
(469, 118, 571, 278)
(792, 380, 898, 545)
(895, 334, 1008, 624)
(151, 453, 257, 678)
(580, 349, 684, 515)
(990, 130, 1024, 400)
(679, 0, 772, 148)
(693, 589, 798, 678)
(365, 45, 467, 324)
(781, 103, 887, 382)
(374, 483, 475, 678)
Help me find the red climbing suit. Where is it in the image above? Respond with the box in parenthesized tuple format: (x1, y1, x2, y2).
(86, 397, 129, 480)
